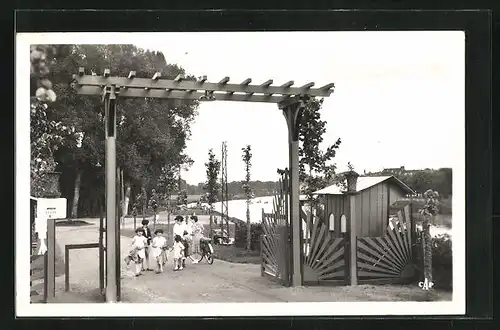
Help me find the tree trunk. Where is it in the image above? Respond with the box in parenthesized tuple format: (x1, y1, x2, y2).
(246, 201, 251, 250)
(70, 170, 82, 220)
(422, 216, 433, 289)
(123, 183, 131, 217)
(209, 206, 213, 237)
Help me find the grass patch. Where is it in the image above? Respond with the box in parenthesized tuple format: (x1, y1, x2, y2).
(56, 220, 93, 227)
(213, 245, 261, 264)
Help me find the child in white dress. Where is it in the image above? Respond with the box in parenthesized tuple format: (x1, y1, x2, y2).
(151, 229, 167, 273)
(124, 227, 148, 276)
(172, 235, 185, 271)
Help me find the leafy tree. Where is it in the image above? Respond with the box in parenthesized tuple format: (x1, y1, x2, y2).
(241, 145, 253, 250)
(148, 188, 159, 229)
(298, 98, 342, 204)
(203, 149, 221, 234)
(44, 44, 198, 217)
(177, 189, 188, 206)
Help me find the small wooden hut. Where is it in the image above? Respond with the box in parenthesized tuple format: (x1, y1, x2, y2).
(313, 175, 414, 237)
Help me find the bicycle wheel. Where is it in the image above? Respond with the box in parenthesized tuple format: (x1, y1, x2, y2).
(190, 252, 203, 263)
(206, 253, 214, 264)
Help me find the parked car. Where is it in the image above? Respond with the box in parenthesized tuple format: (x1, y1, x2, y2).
(211, 228, 234, 245)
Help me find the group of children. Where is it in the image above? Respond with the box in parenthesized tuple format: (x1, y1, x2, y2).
(124, 219, 191, 276)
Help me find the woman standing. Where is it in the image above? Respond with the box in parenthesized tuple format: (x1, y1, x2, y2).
(190, 215, 205, 263)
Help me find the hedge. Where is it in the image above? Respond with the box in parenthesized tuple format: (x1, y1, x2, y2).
(234, 222, 263, 251)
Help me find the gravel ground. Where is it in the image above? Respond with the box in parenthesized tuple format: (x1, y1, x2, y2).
(47, 216, 452, 304)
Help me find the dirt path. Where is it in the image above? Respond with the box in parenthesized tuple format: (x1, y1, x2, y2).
(52, 218, 452, 303)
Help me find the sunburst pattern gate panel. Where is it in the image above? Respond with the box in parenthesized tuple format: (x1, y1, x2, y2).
(260, 174, 291, 287)
(356, 204, 414, 284)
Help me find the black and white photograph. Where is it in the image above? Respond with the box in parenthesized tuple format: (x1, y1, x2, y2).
(17, 31, 464, 316)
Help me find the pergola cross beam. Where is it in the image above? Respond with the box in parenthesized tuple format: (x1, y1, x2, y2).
(72, 67, 334, 103)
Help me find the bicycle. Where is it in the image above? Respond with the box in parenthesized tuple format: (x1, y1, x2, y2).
(190, 237, 214, 264)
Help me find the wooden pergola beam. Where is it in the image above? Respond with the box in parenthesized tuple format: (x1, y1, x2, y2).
(76, 85, 287, 103)
(219, 77, 230, 84)
(74, 72, 334, 98)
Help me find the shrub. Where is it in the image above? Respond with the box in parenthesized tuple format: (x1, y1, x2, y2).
(414, 233, 452, 291)
(234, 222, 263, 251)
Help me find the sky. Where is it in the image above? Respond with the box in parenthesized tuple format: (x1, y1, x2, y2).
(133, 31, 465, 185)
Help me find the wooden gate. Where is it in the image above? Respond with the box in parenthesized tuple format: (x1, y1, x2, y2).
(260, 172, 291, 286)
(301, 207, 350, 285)
(356, 204, 415, 284)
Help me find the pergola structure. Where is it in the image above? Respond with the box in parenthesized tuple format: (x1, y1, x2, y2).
(72, 67, 335, 303)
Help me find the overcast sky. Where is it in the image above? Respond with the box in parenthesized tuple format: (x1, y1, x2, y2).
(26, 31, 464, 185)
(134, 31, 464, 185)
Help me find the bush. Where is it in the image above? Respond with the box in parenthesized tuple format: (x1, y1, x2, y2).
(234, 222, 263, 251)
(414, 233, 452, 291)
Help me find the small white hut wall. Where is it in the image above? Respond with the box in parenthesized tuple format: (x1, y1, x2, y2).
(320, 194, 350, 237)
(388, 184, 408, 213)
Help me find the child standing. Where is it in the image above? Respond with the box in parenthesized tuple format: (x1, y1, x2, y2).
(151, 229, 167, 274)
(124, 227, 148, 276)
(172, 235, 185, 271)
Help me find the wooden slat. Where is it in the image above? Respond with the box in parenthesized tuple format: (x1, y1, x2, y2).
(358, 270, 402, 279)
(374, 236, 406, 272)
(357, 261, 401, 276)
(388, 218, 407, 264)
(317, 269, 345, 280)
(359, 237, 404, 271)
(241, 78, 252, 85)
(280, 81, 294, 88)
(312, 241, 345, 273)
(307, 213, 321, 265)
(357, 250, 396, 272)
(308, 222, 327, 267)
(319, 83, 335, 90)
(383, 223, 406, 266)
(316, 259, 345, 277)
(312, 229, 333, 266)
(219, 77, 230, 84)
(404, 205, 412, 254)
(260, 79, 273, 87)
(299, 82, 315, 89)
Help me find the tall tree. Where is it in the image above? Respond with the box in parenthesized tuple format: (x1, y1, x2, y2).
(204, 149, 221, 235)
(298, 98, 342, 205)
(46, 44, 198, 217)
(241, 145, 253, 250)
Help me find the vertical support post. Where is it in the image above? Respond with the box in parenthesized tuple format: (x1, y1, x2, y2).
(65, 245, 69, 291)
(349, 193, 357, 285)
(104, 85, 118, 303)
(46, 219, 56, 300)
(280, 98, 307, 287)
(116, 168, 122, 302)
(99, 209, 104, 296)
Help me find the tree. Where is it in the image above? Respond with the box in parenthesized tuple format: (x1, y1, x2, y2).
(419, 189, 440, 291)
(241, 145, 253, 250)
(298, 98, 342, 206)
(148, 188, 159, 230)
(203, 149, 221, 235)
(45, 44, 198, 217)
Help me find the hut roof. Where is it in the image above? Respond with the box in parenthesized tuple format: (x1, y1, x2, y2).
(312, 175, 414, 195)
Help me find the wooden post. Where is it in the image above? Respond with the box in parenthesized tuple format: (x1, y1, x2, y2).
(280, 99, 306, 287)
(104, 85, 118, 303)
(64, 245, 69, 291)
(349, 193, 357, 286)
(46, 219, 56, 300)
(99, 211, 104, 296)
